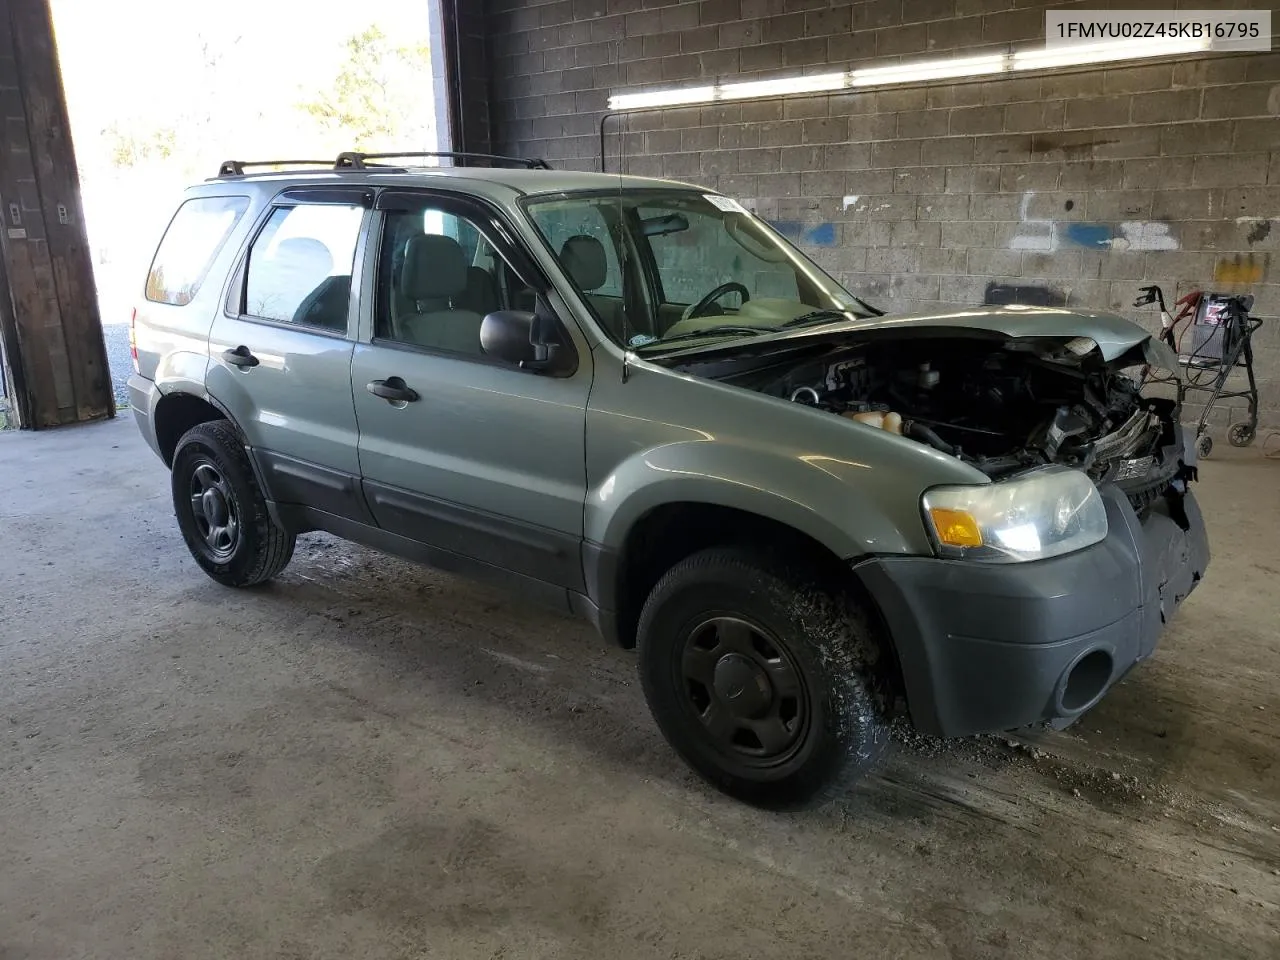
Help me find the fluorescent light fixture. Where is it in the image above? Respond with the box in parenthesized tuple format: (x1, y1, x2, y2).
(608, 39, 1215, 111)
(608, 85, 716, 111)
(719, 71, 848, 100)
(850, 54, 1006, 87)
(1012, 37, 1210, 71)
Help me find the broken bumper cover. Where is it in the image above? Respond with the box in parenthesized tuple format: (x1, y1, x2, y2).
(854, 484, 1209, 738)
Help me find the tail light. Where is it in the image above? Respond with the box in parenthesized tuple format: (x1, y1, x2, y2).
(129, 307, 139, 371)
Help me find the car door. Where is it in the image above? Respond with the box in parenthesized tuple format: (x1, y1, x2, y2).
(207, 186, 373, 523)
(349, 189, 594, 598)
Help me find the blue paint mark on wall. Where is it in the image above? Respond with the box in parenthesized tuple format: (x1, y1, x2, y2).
(1062, 223, 1113, 248)
(804, 222, 837, 247)
(767, 219, 837, 248)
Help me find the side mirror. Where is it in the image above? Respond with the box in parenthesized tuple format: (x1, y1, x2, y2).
(480, 309, 574, 375)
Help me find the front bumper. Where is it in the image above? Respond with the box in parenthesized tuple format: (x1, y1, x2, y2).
(854, 484, 1209, 737)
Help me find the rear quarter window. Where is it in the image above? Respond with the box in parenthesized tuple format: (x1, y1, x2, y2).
(145, 196, 250, 305)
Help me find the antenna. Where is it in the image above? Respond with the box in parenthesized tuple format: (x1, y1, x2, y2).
(616, 38, 631, 384)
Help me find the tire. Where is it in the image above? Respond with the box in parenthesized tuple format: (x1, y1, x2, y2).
(171, 420, 295, 587)
(637, 546, 890, 810)
(1196, 433, 1214, 460)
(1228, 422, 1255, 448)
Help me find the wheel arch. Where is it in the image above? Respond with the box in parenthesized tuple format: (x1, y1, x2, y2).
(153, 391, 237, 466)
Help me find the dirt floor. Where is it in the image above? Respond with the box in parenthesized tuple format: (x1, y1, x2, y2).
(1, 415, 1277, 959)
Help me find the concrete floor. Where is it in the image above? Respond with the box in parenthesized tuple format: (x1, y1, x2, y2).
(1, 415, 1277, 959)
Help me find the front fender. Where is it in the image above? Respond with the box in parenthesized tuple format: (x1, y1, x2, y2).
(588, 438, 934, 559)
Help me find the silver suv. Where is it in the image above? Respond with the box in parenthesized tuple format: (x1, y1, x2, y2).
(129, 151, 1209, 808)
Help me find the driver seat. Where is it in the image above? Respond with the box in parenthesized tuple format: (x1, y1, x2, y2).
(396, 234, 485, 353)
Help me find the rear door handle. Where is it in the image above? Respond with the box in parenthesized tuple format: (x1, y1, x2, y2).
(366, 376, 419, 403)
(222, 345, 259, 368)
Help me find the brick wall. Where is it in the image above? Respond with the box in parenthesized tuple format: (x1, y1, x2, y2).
(486, 0, 1280, 423)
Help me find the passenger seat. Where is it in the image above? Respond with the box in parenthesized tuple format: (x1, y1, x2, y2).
(396, 235, 485, 353)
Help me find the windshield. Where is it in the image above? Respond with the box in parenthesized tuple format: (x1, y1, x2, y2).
(523, 189, 876, 352)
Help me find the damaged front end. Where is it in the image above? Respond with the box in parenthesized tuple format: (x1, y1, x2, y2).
(672, 328, 1193, 518)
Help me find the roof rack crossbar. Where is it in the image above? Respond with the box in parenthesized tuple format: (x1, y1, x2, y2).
(216, 159, 336, 177)
(334, 151, 552, 170)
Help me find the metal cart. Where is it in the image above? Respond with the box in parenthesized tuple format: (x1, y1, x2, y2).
(1135, 285, 1263, 459)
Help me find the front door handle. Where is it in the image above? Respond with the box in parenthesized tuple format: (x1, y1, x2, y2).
(222, 345, 259, 368)
(366, 376, 419, 403)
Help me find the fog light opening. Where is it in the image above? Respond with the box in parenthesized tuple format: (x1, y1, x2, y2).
(1062, 650, 1113, 712)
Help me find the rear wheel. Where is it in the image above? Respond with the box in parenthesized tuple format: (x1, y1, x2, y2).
(1228, 421, 1255, 448)
(171, 420, 294, 587)
(637, 547, 890, 809)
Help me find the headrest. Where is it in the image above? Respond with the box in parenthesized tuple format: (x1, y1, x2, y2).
(401, 234, 469, 301)
(559, 234, 607, 292)
(274, 237, 332, 277)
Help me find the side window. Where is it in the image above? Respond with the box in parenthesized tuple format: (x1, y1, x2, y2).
(145, 196, 249, 306)
(376, 207, 512, 355)
(242, 203, 363, 331)
(638, 204, 799, 306)
(526, 200, 622, 299)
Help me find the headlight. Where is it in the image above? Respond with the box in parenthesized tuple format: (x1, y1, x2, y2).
(921, 466, 1108, 562)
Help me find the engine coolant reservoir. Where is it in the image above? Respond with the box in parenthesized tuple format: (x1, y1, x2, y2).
(845, 410, 904, 434)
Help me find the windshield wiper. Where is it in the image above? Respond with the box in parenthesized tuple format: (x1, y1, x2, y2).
(636, 324, 780, 350)
(780, 309, 853, 329)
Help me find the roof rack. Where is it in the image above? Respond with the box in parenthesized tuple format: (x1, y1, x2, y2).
(334, 151, 552, 170)
(216, 159, 336, 177)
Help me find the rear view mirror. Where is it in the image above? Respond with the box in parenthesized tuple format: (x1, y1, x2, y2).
(481, 309, 574, 375)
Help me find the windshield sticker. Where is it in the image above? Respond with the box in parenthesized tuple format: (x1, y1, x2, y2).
(703, 194, 748, 214)
(628, 333, 658, 347)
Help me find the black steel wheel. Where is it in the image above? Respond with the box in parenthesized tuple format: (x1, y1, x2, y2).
(638, 547, 890, 809)
(1197, 433, 1214, 460)
(187, 460, 240, 561)
(171, 420, 294, 587)
(1228, 422, 1255, 448)
(677, 615, 811, 766)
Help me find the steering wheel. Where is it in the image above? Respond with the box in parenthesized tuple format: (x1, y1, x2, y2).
(686, 281, 750, 320)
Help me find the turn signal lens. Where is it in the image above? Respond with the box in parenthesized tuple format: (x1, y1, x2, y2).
(928, 507, 983, 548)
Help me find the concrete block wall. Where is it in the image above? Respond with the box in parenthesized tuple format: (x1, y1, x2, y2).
(486, 0, 1280, 423)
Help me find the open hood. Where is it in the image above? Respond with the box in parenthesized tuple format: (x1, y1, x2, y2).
(811, 304, 1175, 368)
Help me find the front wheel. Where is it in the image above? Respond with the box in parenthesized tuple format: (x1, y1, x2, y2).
(637, 547, 890, 809)
(171, 420, 295, 587)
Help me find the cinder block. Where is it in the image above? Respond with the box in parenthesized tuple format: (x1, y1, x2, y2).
(1000, 162, 1061, 192)
(1221, 186, 1280, 219)
(1159, 121, 1237, 157)
(719, 124, 761, 149)
(758, 120, 803, 147)
(927, 15, 985, 52)
(938, 274, 991, 305)
(1065, 279, 1111, 310)
(1022, 251, 1083, 279)
(1150, 189, 1221, 221)
(801, 117, 850, 143)
(805, 7, 852, 37)
(867, 247, 922, 273)
(1232, 119, 1280, 154)
(1202, 83, 1280, 120)
(950, 105, 1005, 136)
(1087, 190, 1153, 220)
(1130, 90, 1202, 125)
(1004, 101, 1065, 134)
(779, 145, 824, 171)
(1192, 153, 1270, 188)
(918, 247, 970, 275)
(1122, 157, 1195, 189)
(681, 127, 720, 152)
(800, 170, 846, 197)
(974, 134, 1032, 165)
(823, 142, 872, 170)
(875, 23, 928, 57)
(846, 113, 898, 142)
(943, 221, 996, 248)
(739, 148, 782, 173)
(891, 221, 943, 247)
(921, 136, 975, 166)
(967, 248, 1024, 276)
(1058, 160, 1124, 192)
(968, 193, 1025, 221)
(916, 194, 971, 221)
(889, 273, 941, 301)
(1104, 64, 1174, 95)
(1065, 96, 1132, 131)
(870, 138, 922, 168)
(700, 150, 739, 176)
(893, 166, 946, 194)
(756, 172, 802, 198)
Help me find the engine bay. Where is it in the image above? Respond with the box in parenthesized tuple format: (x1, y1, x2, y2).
(676, 335, 1185, 509)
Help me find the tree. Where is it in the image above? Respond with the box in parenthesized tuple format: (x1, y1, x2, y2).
(301, 26, 433, 150)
